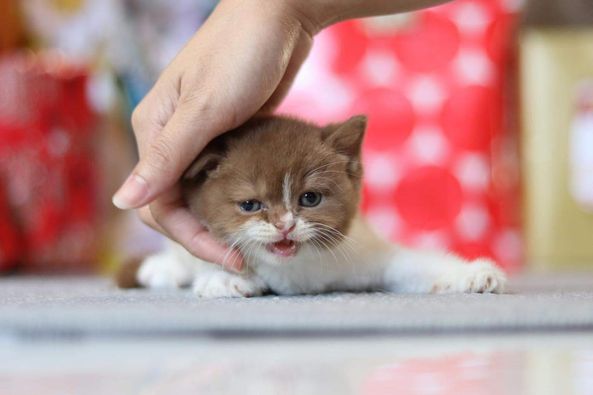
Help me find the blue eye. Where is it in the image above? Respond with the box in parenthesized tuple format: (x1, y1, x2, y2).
(299, 192, 322, 207)
(239, 200, 262, 213)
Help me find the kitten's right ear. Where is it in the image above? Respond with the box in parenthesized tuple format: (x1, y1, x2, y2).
(183, 139, 226, 180)
(322, 115, 367, 158)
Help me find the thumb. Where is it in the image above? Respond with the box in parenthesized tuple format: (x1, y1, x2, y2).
(113, 105, 225, 209)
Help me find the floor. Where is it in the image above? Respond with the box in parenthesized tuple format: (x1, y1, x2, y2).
(2, 333, 593, 395)
(1, 273, 593, 394)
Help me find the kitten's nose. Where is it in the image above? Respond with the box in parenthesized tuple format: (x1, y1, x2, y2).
(274, 221, 295, 236)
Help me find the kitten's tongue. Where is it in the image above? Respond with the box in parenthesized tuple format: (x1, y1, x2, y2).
(268, 239, 297, 257)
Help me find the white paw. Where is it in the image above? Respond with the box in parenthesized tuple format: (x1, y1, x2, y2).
(192, 271, 266, 298)
(432, 258, 507, 294)
(137, 254, 193, 289)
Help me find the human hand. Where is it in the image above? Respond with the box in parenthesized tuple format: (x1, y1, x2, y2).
(112, 0, 316, 271)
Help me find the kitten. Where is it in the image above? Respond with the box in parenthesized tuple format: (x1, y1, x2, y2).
(119, 115, 506, 297)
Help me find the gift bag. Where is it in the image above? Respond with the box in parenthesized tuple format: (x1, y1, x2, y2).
(521, 0, 593, 268)
(0, 53, 99, 273)
(279, 0, 522, 270)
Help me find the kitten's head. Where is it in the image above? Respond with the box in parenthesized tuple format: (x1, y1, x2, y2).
(182, 115, 366, 266)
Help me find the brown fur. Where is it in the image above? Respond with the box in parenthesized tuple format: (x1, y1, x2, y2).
(182, 115, 366, 245)
(115, 256, 144, 289)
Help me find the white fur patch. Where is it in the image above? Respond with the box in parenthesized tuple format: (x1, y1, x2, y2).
(282, 173, 292, 210)
(192, 271, 266, 298)
(280, 212, 295, 229)
(240, 218, 278, 241)
(137, 253, 194, 289)
(431, 258, 506, 294)
(384, 248, 506, 294)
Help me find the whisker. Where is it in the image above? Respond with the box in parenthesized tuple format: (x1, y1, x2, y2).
(308, 238, 327, 277)
(305, 159, 351, 178)
(221, 237, 243, 270)
(314, 233, 340, 265)
(310, 222, 360, 247)
(243, 237, 263, 271)
(309, 222, 361, 269)
(243, 240, 258, 270)
(306, 176, 346, 193)
(309, 170, 362, 179)
(316, 231, 353, 266)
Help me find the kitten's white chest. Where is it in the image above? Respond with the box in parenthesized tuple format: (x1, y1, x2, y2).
(251, 244, 386, 295)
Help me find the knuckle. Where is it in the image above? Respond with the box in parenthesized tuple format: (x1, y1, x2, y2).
(147, 138, 177, 174)
(180, 95, 213, 119)
(193, 97, 215, 117)
(130, 106, 145, 130)
(180, 93, 235, 131)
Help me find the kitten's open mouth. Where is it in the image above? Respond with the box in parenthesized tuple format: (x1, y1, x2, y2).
(266, 239, 298, 258)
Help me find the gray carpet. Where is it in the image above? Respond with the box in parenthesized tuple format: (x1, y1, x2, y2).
(1, 273, 593, 339)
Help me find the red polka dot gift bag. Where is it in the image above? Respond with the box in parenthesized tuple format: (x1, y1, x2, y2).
(0, 53, 100, 273)
(279, 0, 522, 271)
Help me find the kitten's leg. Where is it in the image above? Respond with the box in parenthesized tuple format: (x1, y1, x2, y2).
(192, 270, 267, 298)
(137, 248, 267, 297)
(137, 250, 196, 289)
(383, 248, 506, 294)
(137, 240, 267, 297)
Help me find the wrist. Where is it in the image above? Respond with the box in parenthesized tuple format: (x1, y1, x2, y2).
(215, 0, 325, 36)
(280, 0, 454, 31)
(280, 0, 344, 33)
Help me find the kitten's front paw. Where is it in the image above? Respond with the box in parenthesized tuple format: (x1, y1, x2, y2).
(432, 259, 506, 294)
(137, 255, 193, 289)
(192, 271, 266, 298)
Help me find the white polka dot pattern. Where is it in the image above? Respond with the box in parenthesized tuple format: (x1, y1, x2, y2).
(278, 0, 522, 270)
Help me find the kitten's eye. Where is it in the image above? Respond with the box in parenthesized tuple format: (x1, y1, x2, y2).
(239, 200, 262, 213)
(299, 192, 322, 207)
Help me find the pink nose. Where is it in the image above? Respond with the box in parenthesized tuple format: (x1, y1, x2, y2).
(274, 222, 295, 235)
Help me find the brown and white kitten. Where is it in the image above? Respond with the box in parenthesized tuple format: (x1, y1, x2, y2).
(129, 115, 506, 297)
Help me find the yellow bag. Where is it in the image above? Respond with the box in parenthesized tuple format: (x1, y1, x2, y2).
(521, 2, 593, 268)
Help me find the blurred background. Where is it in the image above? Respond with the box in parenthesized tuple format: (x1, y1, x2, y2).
(0, 0, 592, 276)
(2, 2, 593, 394)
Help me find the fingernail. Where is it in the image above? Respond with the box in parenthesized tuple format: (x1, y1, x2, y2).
(112, 174, 149, 209)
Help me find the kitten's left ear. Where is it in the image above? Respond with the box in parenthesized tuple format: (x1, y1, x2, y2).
(322, 115, 367, 158)
(184, 152, 223, 179)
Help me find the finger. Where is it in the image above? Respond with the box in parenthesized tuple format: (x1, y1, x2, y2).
(137, 206, 166, 234)
(260, 29, 312, 113)
(113, 101, 227, 210)
(130, 83, 178, 158)
(149, 196, 244, 272)
(139, 203, 242, 271)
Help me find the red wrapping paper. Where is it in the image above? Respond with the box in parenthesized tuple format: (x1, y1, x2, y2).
(0, 53, 99, 273)
(0, 180, 20, 271)
(279, 0, 522, 270)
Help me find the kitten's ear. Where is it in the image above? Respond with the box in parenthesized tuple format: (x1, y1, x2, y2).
(184, 152, 223, 179)
(322, 115, 367, 157)
(183, 140, 226, 180)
